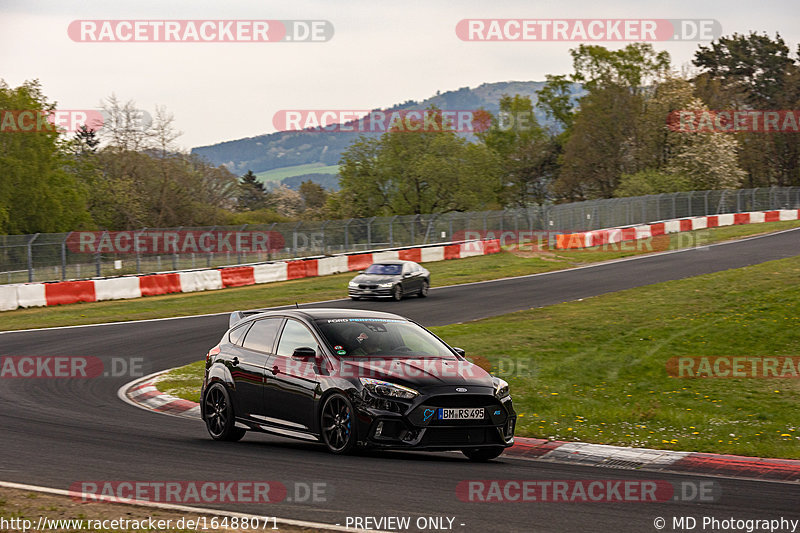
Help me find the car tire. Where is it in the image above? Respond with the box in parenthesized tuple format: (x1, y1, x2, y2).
(320, 393, 358, 454)
(203, 382, 246, 442)
(392, 285, 403, 301)
(462, 446, 505, 462)
(418, 280, 429, 298)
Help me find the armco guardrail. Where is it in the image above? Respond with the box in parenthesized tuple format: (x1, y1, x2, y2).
(2, 187, 798, 284)
(555, 209, 800, 249)
(0, 239, 500, 312)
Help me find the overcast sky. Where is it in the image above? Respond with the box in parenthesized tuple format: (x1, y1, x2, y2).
(1, 0, 798, 150)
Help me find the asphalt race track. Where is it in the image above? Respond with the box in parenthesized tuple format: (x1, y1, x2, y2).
(2, 229, 800, 532)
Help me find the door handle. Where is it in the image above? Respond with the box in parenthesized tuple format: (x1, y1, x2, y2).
(232, 357, 239, 366)
(272, 365, 279, 375)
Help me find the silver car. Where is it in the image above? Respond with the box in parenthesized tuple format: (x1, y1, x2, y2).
(347, 260, 430, 301)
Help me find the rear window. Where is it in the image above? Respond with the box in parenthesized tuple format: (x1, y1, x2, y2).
(228, 323, 251, 346)
(364, 263, 402, 275)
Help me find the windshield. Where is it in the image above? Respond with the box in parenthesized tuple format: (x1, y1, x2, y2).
(315, 318, 457, 359)
(363, 263, 402, 275)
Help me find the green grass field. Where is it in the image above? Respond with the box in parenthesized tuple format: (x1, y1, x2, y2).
(159, 253, 800, 459)
(1, 219, 798, 332)
(254, 163, 340, 183)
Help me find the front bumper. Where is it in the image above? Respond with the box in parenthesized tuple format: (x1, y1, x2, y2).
(352, 390, 516, 450)
(348, 287, 394, 298)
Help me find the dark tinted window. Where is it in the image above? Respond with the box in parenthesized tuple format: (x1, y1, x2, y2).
(315, 318, 456, 358)
(364, 263, 402, 275)
(228, 323, 251, 346)
(242, 318, 283, 353)
(276, 319, 320, 357)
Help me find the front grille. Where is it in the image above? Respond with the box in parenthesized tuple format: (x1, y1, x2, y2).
(359, 284, 378, 289)
(426, 394, 499, 408)
(422, 427, 503, 446)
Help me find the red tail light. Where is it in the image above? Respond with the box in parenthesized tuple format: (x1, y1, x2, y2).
(206, 345, 221, 363)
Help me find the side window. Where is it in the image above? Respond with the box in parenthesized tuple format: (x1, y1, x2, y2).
(228, 323, 251, 346)
(276, 320, 320, 357)
(403, 263, 411, 275)
(242, 318, 283, 353)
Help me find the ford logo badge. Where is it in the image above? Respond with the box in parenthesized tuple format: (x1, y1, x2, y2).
(455, 387, 468, 393)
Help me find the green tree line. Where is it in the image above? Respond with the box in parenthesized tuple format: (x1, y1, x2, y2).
(329, 32, 800, 217)
(2, 32, 798, 234)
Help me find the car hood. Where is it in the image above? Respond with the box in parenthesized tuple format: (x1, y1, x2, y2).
(336, 358, 493, 388)
(351, 274, 399, 284)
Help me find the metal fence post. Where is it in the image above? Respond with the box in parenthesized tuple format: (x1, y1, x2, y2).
(237, 224, 247, 264)
(344, 219, 352, 252)
(173, 226, 182, 270)
(96, 231, 107, 277)
(61, 235, 67, 280)
(27, 233, 39, 282)
(367, 217, 375, 249)
(389, 216, 397, 247)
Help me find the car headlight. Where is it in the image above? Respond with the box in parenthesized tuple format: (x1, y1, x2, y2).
(378, 282, 394, 288)
(492, 376, 510, 399)
(360, 378, 418, 399)
(348, 281, 359, 288)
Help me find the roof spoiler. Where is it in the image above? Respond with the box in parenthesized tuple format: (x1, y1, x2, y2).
(229, 310, 262, 328)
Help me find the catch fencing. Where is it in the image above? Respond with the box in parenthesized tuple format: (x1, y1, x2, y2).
(1, 187, 798, 284)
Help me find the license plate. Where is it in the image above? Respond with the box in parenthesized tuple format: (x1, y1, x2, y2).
(438, 408, 484, 420)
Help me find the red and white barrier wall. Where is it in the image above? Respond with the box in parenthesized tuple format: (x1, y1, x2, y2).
(0, 240, 501, 312)
(556, 209, 800, 249)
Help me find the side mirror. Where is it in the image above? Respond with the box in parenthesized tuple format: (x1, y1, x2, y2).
(292, 346, 316, 360)
(403, 272, 412, 278)
(452, 347, 466, 357)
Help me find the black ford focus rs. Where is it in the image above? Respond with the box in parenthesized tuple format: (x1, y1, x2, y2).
(201, 308, 516, 461)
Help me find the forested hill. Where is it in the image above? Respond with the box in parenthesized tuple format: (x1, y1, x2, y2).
(190, 81, 573, 176)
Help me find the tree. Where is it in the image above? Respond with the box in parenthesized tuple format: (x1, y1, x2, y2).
(638, 77, 745, 191)
(0, 79, 92, 234)
(693, 32, 800, 187)
(478, 95, 558, 206)
(237, 170, 268, 211)
(336, 108, 501, 217)
(299, 180, 328, 209)
(615, 170, 691, 197)
(552, 44, 672, 201)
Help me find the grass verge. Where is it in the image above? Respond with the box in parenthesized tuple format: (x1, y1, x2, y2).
(160, 254, 800, 459)
(1, 219, 798, 332)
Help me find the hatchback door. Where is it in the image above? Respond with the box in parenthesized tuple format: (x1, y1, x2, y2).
(232, 317, 283, 419)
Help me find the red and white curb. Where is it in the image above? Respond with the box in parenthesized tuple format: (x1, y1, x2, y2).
(556, 209, 800, 249)
(119, 371, 201, 420)
(120, 371, 800, 483)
